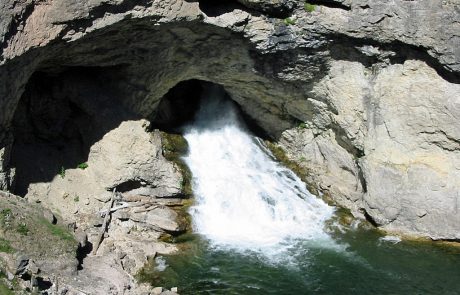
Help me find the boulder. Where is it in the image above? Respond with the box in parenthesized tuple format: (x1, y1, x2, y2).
(130, 207, 184, 233)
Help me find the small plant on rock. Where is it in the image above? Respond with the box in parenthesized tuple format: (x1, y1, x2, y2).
(0, 208, 12, 228)
(0, 238, 13, 253)
(59, 166, 66, 179)
(284, 17, 296, 25)
(0, 208, 11, 221)
(16, 223, 29, 236)
(298, 122, 308, 129)
(77, 162, 88, 170)
(74, 195, 80, 202)
(304, 2, 316, 12)
(39, 218, 75, 242)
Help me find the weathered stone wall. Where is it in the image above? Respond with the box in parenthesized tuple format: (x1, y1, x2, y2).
(279, 59, 460, 239)
(0, 0, 459, 240)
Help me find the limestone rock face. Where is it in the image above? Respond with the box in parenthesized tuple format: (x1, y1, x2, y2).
(279, 128, 364, 214)
(88, 120, 183, 197)
(361, 60, 460, 239)
(280, 59, 460, 239)
(0, 0, 459, 240)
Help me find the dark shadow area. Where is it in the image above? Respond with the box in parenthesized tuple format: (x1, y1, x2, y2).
(198, 0, 246, 17)
(10, 66, 139, 196)
(36, 277, 53, 291)
(76, 241, 93, 271)
(115, 180, 144, 193)
(185, 0, 267, 18)
(308, 0, 351, 10)
(151, 79, 204, 132)
(151, 79, 270, 139)
(361, 209, 379, 227)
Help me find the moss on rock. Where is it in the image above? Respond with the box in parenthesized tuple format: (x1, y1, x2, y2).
(264, 140, 359, 228)
(0, 193, 78, 274)
(159, 131, 196, 248)
(264, 140, 320, 196)
(160, 132, 193, 197)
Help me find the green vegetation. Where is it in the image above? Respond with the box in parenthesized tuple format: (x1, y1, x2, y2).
(39, 217, 75, 242)
(161, 132, 193, 197)
(16, 224, 29, 236)
(59, 166, 66, 179)
(137, 257, 173, 288)
(0, 209, 11, 218)
(77, 162, 89, 170)
(160, 131, 195, 241)
(161, 132, 189, 157)
(265, 141, 318, 196)
(0, 270, 17, 294)
(73, 195, 80, 202)
(0, 238, 13, 253)
(0, 281, 14, 295)
(298, 122, 308, 129)
(304, 2, 316, 12)
(160, 232, 197, 244)
(0, 209, 12, 227)
(284, 17, 296, 25)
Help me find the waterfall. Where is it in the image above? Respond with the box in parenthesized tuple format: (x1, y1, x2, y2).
(182, 86, 335, 259)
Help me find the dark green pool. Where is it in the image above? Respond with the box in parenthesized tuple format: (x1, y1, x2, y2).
(140, 225, 460, 295)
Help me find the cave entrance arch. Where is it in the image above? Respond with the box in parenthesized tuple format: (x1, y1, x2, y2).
(152, 79, 268, 138)
(151, 79, 211, 132)
(9, 73, 267, 197)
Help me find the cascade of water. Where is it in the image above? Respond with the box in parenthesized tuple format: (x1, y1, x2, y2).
(182, 86, 335, 258)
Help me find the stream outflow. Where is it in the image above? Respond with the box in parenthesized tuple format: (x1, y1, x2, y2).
(182, 86, 335, 260)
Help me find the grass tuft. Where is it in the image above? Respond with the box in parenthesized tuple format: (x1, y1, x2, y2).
(59, 166, 66, 179)
(304, 2, 316, 12)
(39, 218, 75, 242)
(298, 122, 308, 129)
(77, 162, 89, 170)
(16, 224, 29, 236)
(0, 238, 14, 253)
(284, 17, 296, 25)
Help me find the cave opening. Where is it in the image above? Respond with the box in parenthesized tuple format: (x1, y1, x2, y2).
(9, 71, 268, 197)
(151, 79, 269, 139)
(11, 70, 91, 196)
(151, 79, 205, 132)
(9, 66, 134, 196)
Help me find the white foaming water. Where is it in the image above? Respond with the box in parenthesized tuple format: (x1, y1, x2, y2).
(183, 87, 335, 258)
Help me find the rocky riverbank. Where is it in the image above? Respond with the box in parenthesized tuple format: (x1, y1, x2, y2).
(0, 122, 191, 294)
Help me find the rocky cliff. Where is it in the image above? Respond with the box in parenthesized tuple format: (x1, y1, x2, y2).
(0, 0, 459, 279)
